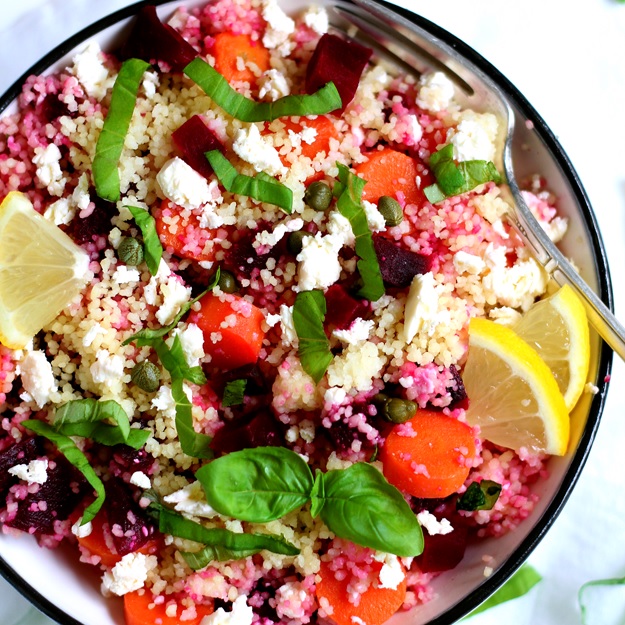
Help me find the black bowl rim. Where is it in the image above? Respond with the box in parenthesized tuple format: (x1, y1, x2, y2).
(0, 1, 614, 624)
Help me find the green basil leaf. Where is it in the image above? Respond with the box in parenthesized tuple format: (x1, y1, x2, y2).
(22, 420, 105, 525)
(93, 58, 150, 202)
(292, 290, 333, 384)
(206, 150, 293, 214)
(196, 447, 314, 523)
(335, 163, 385, 301)
(466, 564, 542, 618)
(428, 143, 464, 195)
(311, 462, 423, 557)
(171, 377, 213, 459)
(126, 206, 163, 276)
(154, 335, 207, 385)
(457, 480, 502, 512)
(579, 575, 625, 625)
(184, 58, 341, 122)
(54, 398, 149, 450)
(222, 379, 247, 407)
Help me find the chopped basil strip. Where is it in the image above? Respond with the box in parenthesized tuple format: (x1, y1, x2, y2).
(222, 379, 247, 407)
(457, 480, 502, 511)
(54, 399, 150, 450)
(335, 163, 385, 301)
(465, 564, 542, 618)
(184, 57, 341, 122)
(93, 58, 150, 202)
(310, 463, 423, 558)
(171, 377, 213, 459)
(292, 290, 333, 384)
(126, 206, 163, 276)
(153, 334, 206, 385)
(22, 420, 105, 525)
(206, 150, 293, 213)
(579, 575, 625, 625)
(424, 143, 501, 203)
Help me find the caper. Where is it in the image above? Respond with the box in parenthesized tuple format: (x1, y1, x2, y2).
(304, 181, 333, 212)
(117, 236, 144, 266)
(381, 398, 417, 424)
(131, 360, 161, 393)
(378, 196, 403, 227)
(217, 269, 238, 294)
(287, 230, 313, 256)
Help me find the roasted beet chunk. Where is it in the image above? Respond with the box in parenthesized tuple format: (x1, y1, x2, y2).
(0, 438, 42, 498)
(120, 5, 197, 72)
(324, 283, 370, 331)
(373, 235, 430, 288)
(110, 445, 154, 477)
(67, 193, 116, 244)
(172, 115, 225, 179)
(210, 410, 285, 454)
(305, 34, 372, 113)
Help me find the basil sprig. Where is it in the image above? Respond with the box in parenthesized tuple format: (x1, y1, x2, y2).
(206, 150, 293, 213)
(456, 480, 502, 512)
(126, 206, 163, 276)
(195, 447, 424, 557)
(184, 58, 341, 122)
(424, 143, 501, 204)
(335, 163, 385, 302)
(292, 290, 333, 384)
(93, 58, 150, 202)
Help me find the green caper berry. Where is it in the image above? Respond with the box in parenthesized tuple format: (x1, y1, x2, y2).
(131, 360, 161, 393)
(218, 270, 238, 294)
(382, 398, 417, 424)
(378, 196, 403, 227)
(304, 181, 333, 212)
(287, 230, 313, 256)
(118, 237, 144, 266)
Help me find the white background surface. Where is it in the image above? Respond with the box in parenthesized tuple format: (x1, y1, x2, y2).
(1, 1, 625, 624)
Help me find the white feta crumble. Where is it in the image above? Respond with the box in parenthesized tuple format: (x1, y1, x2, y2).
(73, 172, 92, 211)
(254, 218, 304, 250)
(156, 276, 192, 325)
(90, 349, 125, 385)
(258, 68, 290, 101)
(151, 385, 177, 419)
(142, 70, 160, 98)
(403, 272, 440, 342)
(172, 323, 205, 367)
(303, 6, 329, 34)
(453, 250, 486, 275)
(232, 124, 286, 177)
(101, 553, 156, 596)
(296, 233, 343, 291)
(157, 157, 217, 210)
(33, 143, 66, 196)
(163, 481, 220, 519)
(276, 304, 298, 348)
(488, 306, 522, 326)
(44, 198, 75, 226)
(417, 510, 454, 536)
(112, 265, 141, 285)
(71, 41, 112, 100)
(332, 318, 374, 345)
(8, 458, 49, 485)
(20, 350, 57, 408)
(324, 387, 347, 407)
(71, 518, 93, 538)
(327, 211, 355, 247)
(82, 322, 106, 348)
(448, 111, 499, 163)
(262, 0, 295, 51)
(363, 200, 387, 232)
(201, 595, 254, 625)
(416, 71, 455, 113)
(130, 471, 151, 490)
(374, 553, 406, 590)
(540, 215, 568, 243)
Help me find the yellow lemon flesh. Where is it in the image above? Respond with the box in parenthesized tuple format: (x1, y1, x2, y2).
(463, 317, 570, 455)
(0, 191, 90, 349)
(513, 284, 590, 411)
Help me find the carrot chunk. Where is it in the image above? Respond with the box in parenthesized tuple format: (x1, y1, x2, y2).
(124, 589, 213, 625)
(380, 409, 476, 499)
(212, 32, 270, 86)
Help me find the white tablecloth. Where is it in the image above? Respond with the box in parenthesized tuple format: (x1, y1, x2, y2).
(1, 1, 624, 624)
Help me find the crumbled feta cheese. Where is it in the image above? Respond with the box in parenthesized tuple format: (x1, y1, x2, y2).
(403, 272, 440, 342)
(8, 458, 49, 485)
(164, 481, 218, 518)
(363, 200, 387, 232)
(33, 144, 66, 196)
(327, 211, 355, 247)
(157, 157, 217, 210)
(324, 387, 347, 407)
(198, 180, 225, 228)
(332, 318, 374, 345)
(417, 510, 454, 535)
(71, 41, 112, 100)
(173, 323, 205, 367)
(296, 233, 343, 291)
(416, 71, 455, 113)
(20, 350, 57, 408)
(448, 111, 498, 163)
(254, 218, 304, 250)
(142, 71, 160, 98)
(258, 69, 290, 101)
(82, 322, 106, 348)
(275, 304, 298, 348)
(44, 198, 75, 225)
(101, 553, 156, 596)
(130, 471, 151, 489)
(540, 215, 568, 243)
(152, 385, 177, 419)
(90, 349, 125, 385)
(262, 0, 295, 51)
(200, 595, 254, 625)
(156, 276, 192, 325)
(374, 553, 406, 590)
(112, 265, 141, 285)
(71, 518, 93, 538)
(453, 250, 486, 275)
(303, 6, 329, 34)
(73, 172, 92, 211)
(232, 124, 286, 177)
(488, 306, 522, 326)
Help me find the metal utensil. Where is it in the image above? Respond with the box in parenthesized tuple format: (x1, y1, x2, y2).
(332, 0, 625, 361)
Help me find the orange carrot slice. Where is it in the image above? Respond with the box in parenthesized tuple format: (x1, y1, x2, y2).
(212, 32, 270, 86)
(124, 590, 213, 625)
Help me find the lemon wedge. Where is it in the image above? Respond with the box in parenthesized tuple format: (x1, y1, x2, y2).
(513, 284, 590, 411)
(463, 317, 570, 455)
(0, 191, 90, 349)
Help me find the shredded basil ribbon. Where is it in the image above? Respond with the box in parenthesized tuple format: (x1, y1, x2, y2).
(424, 143, 501, 204)
(205, 150, 293, 213)
(456, 480, 502, 512)
(222, 379, 247, 407)
(22, 420, 105, 525)
(335, 163, 385, 301)
(93, 58, 150, 202)
(578, 575, 625, 625)
(126, 206, 163, 276)
(292, 290, 333, 384)
(196, 447, 423, 557)
(184, 57, 341, 122)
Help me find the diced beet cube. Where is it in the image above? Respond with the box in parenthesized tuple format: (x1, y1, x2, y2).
(119, 5, 197, 73)
(373, 235, 430, 288)
(324, 283, 370, 330)
(414, 523, 469, 573)
(210, 410, 285, 454)
(109, 445, 154, 476)
(305, 34, 372, 114)
(172, 115, 224, 179)
(66, 192, 115, 244)
(0, 438, 42, 498)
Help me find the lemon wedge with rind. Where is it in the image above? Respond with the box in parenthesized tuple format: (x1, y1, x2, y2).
(513, 284, 590, 411)
(0, 191, 90, 349)
(463, 317, 570, 456)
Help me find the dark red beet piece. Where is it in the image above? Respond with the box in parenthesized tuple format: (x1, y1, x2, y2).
(210, 410, 285, 454)
(0, 438, 42, 498)
(119, 5, 197, 73)
(109, 445, 154, 477)
(172, 115, 225, 179)
(448, 364, 469, 410)
(305, 33, 372, 114)
(373, 235, 430, 288)
(324, 284, 370, 330)
(67, 193, 115, 244)
(415, 524, 469, 573)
